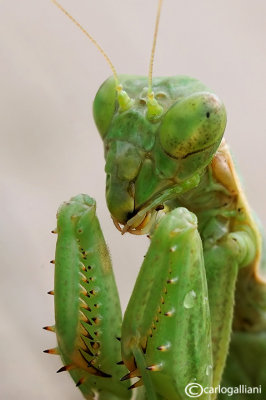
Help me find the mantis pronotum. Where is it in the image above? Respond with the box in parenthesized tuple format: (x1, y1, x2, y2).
(44, 1, 266, 399)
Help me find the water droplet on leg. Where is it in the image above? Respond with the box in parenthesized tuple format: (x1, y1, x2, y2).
(183, 290, 197, 308)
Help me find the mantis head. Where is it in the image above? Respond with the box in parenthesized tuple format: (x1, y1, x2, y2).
(93, 75, 227, 232)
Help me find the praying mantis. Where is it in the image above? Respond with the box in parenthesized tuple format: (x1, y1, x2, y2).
(44, 1, 266, 399)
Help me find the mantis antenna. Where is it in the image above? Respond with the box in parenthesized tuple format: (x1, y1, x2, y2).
(50, 0, 135, 111)
(51, 0, 119, 86)
(146, 0, 164, 120)
(148, 0, 163, 95)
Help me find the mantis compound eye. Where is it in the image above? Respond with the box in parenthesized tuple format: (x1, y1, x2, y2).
(93, 77, 117, 139)
(158, 92, 227, 163)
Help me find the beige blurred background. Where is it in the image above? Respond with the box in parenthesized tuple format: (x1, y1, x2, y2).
(0, 0, 265, 399)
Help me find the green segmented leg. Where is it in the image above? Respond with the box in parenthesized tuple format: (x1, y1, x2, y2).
(220, 228, 266, 399)
(121, 207, 213, 400)
(203, 226, 257, 391)
(53, 194, 130, 399)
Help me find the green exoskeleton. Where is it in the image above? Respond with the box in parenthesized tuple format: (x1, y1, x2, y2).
(44, 1, 266, 399)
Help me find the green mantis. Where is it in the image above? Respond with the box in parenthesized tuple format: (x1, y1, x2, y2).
(44, 1, 266, 399)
